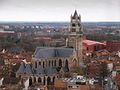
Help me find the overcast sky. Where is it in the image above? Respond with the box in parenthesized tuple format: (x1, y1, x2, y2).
(0, 0, 120, 22)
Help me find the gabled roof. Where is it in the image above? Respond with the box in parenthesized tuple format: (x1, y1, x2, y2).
(36, 65, 44, 75)
(47, 64, 58, 74)
(83, 40, 105, 45)
(24, 64, 34, 75)
(53, 68, 58, 74)
(17, 62, 25, 74)
(73, 10, 78, 17)
(8, 48, 24, 54)
(47, 64, 54, 74)
(34, 47, 74, 59)
(61, 67, 69, 72)
(72, 10, 78, 19)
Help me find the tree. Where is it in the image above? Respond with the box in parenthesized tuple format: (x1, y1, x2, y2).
(99, 62, 109, 89)
(99, 62, 108, 79)
(70, 66, 87, 75)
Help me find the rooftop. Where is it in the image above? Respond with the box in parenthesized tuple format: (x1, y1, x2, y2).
(34, 47, 74, 59)
(83, 40, 105, 45)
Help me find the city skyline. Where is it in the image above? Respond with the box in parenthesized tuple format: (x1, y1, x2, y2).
(0, 0, 120, 22)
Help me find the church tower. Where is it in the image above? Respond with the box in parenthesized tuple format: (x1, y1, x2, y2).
(67, 10, 83, 66)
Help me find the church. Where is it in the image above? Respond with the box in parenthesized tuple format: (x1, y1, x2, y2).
(17, 10, 84, 86)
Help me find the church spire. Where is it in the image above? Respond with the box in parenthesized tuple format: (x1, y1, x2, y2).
(67, 10, 83, 67)
(73, 10, 78, 18)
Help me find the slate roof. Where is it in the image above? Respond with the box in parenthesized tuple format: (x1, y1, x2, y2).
(8, 48, 23, 54)
(46, 64, 57, 74)
(62, 67, 69, 72)
(34, 47, 74, 59)
(47, 64, 53, 74)
(24, 64, 34, 75)
(17, 62, 58, 75)
(36, 65, 44, 75)
(53, 68, 58, 74)
(17, 62, 25, 74)
(72, 10, 80, 19)
(73, 10, 78, 18)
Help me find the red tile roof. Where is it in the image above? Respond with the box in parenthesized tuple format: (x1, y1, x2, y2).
(83, 40, 105, 45)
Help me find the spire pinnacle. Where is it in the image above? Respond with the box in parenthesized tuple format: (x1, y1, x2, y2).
(73, 10, 78, 17)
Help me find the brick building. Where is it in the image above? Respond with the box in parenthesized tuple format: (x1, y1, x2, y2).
(82, 36, 106, 52)
(106, 40, 120, 52)
(16, 10, 84, 88)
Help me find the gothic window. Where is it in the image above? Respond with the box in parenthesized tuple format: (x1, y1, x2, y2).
(73, 59, 77, 67)
(72, 24, 76, 27)
(59, 59, 62, 67)
(49, 61, 51, 67)
(72, 29, 76, 32)
(39, 62, 41, 65)
(65, 59, 69, 72)
(46, 61, 47, 67)
(43, 77, 45, 85)
(47, 77, 51, 85)
(52, 60, 54, 66)
(34, 77, 36, 83)
(53, 77, 55, 85)
(35, 62, 37, 68)
(78, 23, 80, 26)
(38, 77, 41, 83)
(54, 60, 56, 67)
(29, 77, 32, 86)
(43, 61, 45, 68)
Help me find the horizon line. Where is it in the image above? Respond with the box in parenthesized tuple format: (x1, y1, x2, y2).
(0, 21, 120, 23)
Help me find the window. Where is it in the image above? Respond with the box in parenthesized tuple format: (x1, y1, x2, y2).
(68, 86, 72, 88)
(94, 45, 99, 51)
(52, 60, 53, 66)
(87, 47, 89, 51)
(73, 59, 77, 67)
(59, 59, 62, 67)
(72, 24, 76, 27)
(35, 62, 37, 68)
(72, 29, 76, 32)
(39, 62, 41, 65)
(43, 62, 45, 68)
(49, 61, 51, 67)
(54, 60, 56, 67)
(34, 77, 36, 83)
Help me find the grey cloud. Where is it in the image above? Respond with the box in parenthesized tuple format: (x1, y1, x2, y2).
(0, 0, 120, 21)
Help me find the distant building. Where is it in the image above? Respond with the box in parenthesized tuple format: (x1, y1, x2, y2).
(82, 36, 106, 52)
(17, 10, 84, 87)
(0, 25, 16, 37)
(106, 40, 120, 52)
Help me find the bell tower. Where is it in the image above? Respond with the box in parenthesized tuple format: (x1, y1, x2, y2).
(67, 10, 83, 66)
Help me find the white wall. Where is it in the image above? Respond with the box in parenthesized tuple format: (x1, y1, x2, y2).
(23, 78, 29, 90)
(0, 78, 4, 86)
